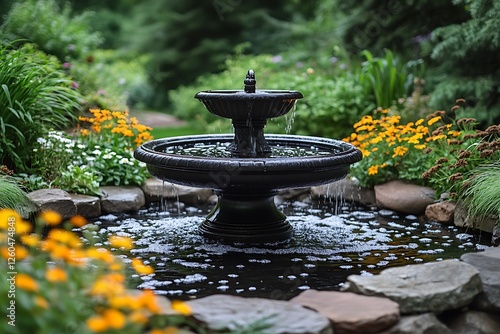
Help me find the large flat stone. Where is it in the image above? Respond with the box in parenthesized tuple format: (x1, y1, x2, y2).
(187, 295, 332, 334)
(99, 186, 145, 213)
(342, 260, 482, 314)
(290, 290, 399, 334)
(28, 188, 77, 219)
(461, 247, 500, 313)
(378, 313, 451, 334)
(454, 203, 496, 233)
(374, 180, 435, 215)
(69, 193, 101, 218)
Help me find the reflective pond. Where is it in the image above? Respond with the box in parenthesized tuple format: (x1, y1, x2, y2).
(90, 199, 490, 301)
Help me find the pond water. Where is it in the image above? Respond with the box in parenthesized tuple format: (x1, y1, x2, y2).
(91, 198, 490, 301)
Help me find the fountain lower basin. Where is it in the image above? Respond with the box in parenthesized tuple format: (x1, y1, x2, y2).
(134, 134, 362, 242)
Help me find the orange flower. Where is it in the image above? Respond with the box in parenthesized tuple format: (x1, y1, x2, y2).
(69, 215, 87, 227)
(108, 235, 134, 250)
(40, 210, 63, 226)
(46, 267, 68, 282)
(21, 234, 40, 247)
(132, 258, 154, 275)
(35, 296, 49, 309)
(171, 300, 191, 316)
(1, 245, 28, 260)
(16, 273, 38, 292)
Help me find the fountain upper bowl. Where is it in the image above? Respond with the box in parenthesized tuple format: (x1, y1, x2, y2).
(134, 134, 362, 193)
(195, 90, 303, 121)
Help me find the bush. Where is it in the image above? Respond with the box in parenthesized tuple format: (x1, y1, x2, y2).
(0, 0, 102, 61)
(24, 109, 153, 194)
(0, 173, 35, 217)
(0, 43, 82, 172)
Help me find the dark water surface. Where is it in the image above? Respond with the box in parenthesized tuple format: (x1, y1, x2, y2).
(92, 199, 490, 301)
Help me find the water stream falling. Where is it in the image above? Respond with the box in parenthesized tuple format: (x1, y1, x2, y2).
(90, 198, 490, 301)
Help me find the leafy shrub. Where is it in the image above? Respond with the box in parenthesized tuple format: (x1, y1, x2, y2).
(26, 110, 153, 194)
(0, 209, 198, 334)
(68, 49, 154, 111)
(0, 0, 102, 61)
(0, 43, 82, 172)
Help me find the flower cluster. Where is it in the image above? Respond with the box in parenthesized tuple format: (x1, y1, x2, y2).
(343, 108, 462, 188)
(78, 109, 153, 149)
(28, 109, 153, 193)
(0, 209, 193, 334)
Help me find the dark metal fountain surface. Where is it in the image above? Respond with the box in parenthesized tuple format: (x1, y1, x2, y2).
(134, 70, 362, 242)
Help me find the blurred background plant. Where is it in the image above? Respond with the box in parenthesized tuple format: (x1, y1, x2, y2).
(0, 209, 204, 334)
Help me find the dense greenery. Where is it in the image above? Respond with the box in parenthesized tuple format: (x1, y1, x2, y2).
(0, 43, 82, 172)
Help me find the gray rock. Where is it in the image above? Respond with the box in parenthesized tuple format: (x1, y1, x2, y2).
(28, 188, 77, 219)
(99, 186, 145, 213)
(443, 310, 500, 334)
(493, 225, 500, 247)
(187, 295, 332, 334)
(425, 201, 456, 224)
(141, 178, 212, 205)
(378, 313, 451, 334)
(311, 177, 377, 206)
(342, 260, 482, 314)
(374, 180, 435, 215)
(69, 193, 101, 218)
(290, 289, 399, 334)
(461, 247, 500, 313)
(454, 203, 496, 233)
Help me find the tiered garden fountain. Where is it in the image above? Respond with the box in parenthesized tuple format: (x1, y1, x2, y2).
(134, 70, 362, 243)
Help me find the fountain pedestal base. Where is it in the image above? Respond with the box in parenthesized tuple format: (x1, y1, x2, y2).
(201, 192, 292, 243)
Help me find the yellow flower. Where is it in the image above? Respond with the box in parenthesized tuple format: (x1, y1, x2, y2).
(80, 128, 90, 136)
(427, 116, 441, 126)
(367, 165, 379, 175)
(150, 327, 179, 334)
(21, 234, 40, 247)
(35, 296, 49, 309)
(392, 146, 408, 158)
(48, 229, 82, 248)
(69, 215, 87, 227)
(16, 273, 38, 292)
(171, 300, 192, 316)
(46, 267, 68, 282)
(0, 209, 31, 234)
(109, 235, 134, 250)
(87, 247, 114, 264)
(1, 245, 28, 260)
(102, 309, 126, 329)
(132, 258, 154, 275)
(40, 210, 63, 226)
(86, 316, 108, 332)
(109, 295, 139, 310)
(138, 290, 161, 314)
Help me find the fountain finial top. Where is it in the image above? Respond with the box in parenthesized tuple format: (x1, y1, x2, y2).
(244, 69, 256, 93)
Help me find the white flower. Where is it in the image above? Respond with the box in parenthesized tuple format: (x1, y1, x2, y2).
(37, 137, 47, 145)
(119, 158, 130, 164)
(92, 150, 102, 155)
(103, 154, 113, 159)
(77, 144, 85, 149)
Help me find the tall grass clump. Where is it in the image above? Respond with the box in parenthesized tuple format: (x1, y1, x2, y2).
(463, 163, 500, 226)
(358, 49, 421, 108)
(0, 43, 82, 172)
(0, 175, 35, 217)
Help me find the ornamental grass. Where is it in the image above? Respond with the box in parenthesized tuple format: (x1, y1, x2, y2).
(0, 209, 197, 334)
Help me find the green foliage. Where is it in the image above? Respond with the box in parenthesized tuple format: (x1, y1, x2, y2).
(358, 50, 417, 108)
(69, 49, 154, 110)
(0, 43, 82, 172)
(462, 163, 500, 226)
(429, 0, 500, 125)
(1, 0, 102, 61)
(0, 176, 35, 217)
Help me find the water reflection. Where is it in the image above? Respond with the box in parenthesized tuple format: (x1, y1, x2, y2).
(91, 200, 490, 301)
